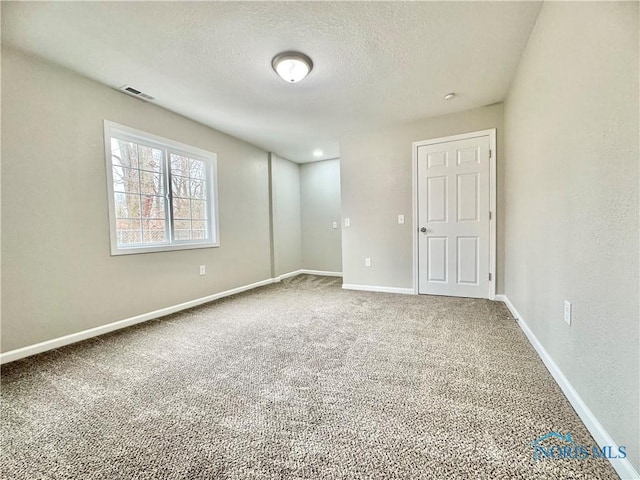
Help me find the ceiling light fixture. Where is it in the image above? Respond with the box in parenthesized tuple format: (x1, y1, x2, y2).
(272, 51, 313, 83)
(444, 92, 456, 100)
(313, 149, 323, 157)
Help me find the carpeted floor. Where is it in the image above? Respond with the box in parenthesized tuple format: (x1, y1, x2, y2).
(1, 275, 619, 479)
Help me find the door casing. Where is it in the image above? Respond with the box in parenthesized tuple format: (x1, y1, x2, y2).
(412, 129, 497, 299)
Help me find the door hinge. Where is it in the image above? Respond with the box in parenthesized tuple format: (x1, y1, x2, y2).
(489, 273, 492, 281)
(489, 211, 492, 220)
(489, 149, 492, 159)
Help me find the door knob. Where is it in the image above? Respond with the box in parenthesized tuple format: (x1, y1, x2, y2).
(420, 227, 428, 233)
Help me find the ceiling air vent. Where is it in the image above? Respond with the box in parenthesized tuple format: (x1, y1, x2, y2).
(118, 85, 155, 102)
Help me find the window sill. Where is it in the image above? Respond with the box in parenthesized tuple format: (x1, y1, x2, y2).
(110, 242, 220, 256)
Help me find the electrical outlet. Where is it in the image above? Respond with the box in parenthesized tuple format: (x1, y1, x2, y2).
(332, 221, 338, 229)
(564, 300, 571, 326)
(199, 265, 206, 276)
(345, 218, 351, 227)
(365, 258, 372, 267)
(398, 214, 405, 224)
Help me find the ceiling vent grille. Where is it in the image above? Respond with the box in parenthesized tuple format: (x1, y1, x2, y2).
(119, 85, 155, 102)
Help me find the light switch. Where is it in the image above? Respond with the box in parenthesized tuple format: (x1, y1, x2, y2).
(564, 300, 572, 326)
(332, 221, 338, 229)
(345, 218, 351, 227)
(398, 214, 405, 224)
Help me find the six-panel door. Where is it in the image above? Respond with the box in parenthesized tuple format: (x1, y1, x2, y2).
(418, 135, 490, 298)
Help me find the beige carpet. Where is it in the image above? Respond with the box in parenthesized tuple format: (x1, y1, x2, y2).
(1, 275, 619, 479)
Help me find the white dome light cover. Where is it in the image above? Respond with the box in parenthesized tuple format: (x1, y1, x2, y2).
(272, 51, 313, 83)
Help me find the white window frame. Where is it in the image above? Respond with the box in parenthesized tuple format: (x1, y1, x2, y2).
(104, 120, 220, 255)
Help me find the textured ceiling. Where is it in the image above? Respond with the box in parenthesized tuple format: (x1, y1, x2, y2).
(1, 1, 542, 163)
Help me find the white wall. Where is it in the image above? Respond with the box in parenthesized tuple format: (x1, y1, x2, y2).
(504, 2, 639, 472)
(271, 154, 302, 277)
(300, 159, 342, 273)
(1, 47, 272, 352)
(340, 104, 504, 291)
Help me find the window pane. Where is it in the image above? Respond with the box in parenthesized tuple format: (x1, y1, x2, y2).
(192, 220, 208, 240)
(142, 217, 166, 229)
(168, 154, 209, 240)
(172, 197, 191, 219)
(171, 174, 189, 198)
(190, 179, 206, 199)
(139, 145, 163, 172)
(191, 200, 207, 220)
(113, 166, 140, 194)
(141, 195, 165, 220)
(174, 219, 192, 240)
(112, 138, 139, 169)
(116, 219, 142, 245)
(114, 193, 141, 218)
(143, 229, 167, 244)
(189, 159, 206, 179)
(140, 170, 163, 195)
(142, 219, 167, 244)
(170, 154, 190, 177)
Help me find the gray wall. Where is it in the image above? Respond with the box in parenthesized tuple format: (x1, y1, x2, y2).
(503, 2, 639, 472)
(300, 159, 342, 273)
(340, 104, 504, 291)
(1, 47, 272, 352)
(271, 154, 302, 277)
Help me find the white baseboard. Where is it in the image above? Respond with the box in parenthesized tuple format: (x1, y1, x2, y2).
(301, 269, 343, 277)
(274, 269, 303, 281)
(342, 283, 415, 295)
(0, 277, 276, 365)
(495, 294, 508, 305)
(498, 295, 639, 480)
(274, 270, 343, 282)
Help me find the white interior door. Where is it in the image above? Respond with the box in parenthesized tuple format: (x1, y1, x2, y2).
(417, 135, 491, 298)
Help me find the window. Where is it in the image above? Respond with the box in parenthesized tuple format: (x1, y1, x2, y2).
(104, 121, 219, 255)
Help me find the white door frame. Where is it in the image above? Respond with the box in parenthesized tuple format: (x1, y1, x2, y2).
(412, 129, 497, 300)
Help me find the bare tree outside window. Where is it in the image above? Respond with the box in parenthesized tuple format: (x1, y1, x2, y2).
(170, 154, 208, 241)
(111, 139, 167, 246)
